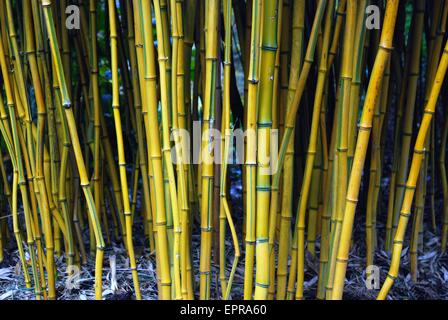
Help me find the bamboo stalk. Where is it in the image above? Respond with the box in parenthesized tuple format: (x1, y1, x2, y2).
(107, 0, 142, 299)
(378, 37, 448, 300)
(41, 0, 105, 300)
(330, 0, 400, 300)
(243, 0, 261, 300)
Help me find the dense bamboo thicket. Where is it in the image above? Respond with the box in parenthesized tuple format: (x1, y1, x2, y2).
(0, 0, 448, 300)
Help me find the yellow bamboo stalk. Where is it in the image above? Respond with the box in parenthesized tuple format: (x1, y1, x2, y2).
(107, 0, 142, 299)
(330, 0, 400, 300)
(276, 0, 305, 300)
(293, 0, 334, 300)
(196, 0, 220, 300)
(140, 0, 172, 300)
(41, 0, 105, 300)
(244, 0, 262, 300)
(253, 0, 279, 300)
(378, 37, 448, 300)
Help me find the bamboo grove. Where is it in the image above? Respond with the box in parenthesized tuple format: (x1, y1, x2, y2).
(0, 0, 448, 301)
